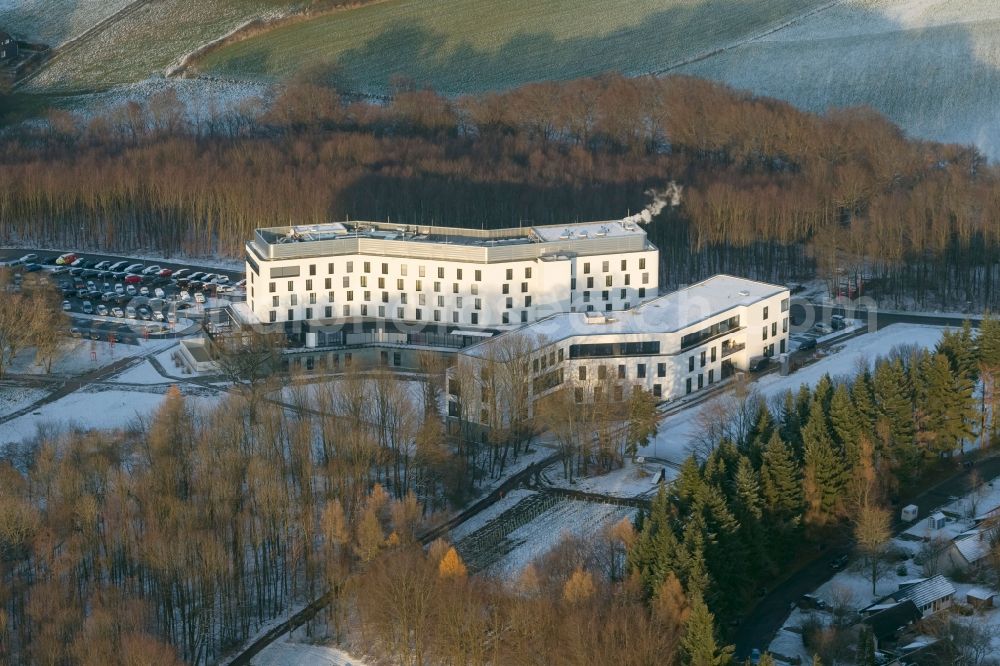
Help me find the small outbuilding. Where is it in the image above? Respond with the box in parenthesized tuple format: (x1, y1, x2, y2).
(0, 30, 17, 60)
(966, 587, 996, 609)
(901, 504, 918, 522)
(927, 512, 946, 530)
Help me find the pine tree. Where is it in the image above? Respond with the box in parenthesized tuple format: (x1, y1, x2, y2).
(629, 486, 681, 596)
(813, 374, 834, 415)
(698, 485, 747, 616)
(745, 401, 776, 465)
(676, 457, 707, 508)
(733, 456, 773, 576)
(851, 372, 878, 434)
(917, 352, 975, 456)
(829, 383, 862, 468)
(802, 403, 847, 524)
(760, 432, 803, 523)
(937, 320, 979, 383)
(979, 315, 1000, 445)
(680, 593, 734, 666)
(872, 358, 917, 477)
(779, 391, 803, 453)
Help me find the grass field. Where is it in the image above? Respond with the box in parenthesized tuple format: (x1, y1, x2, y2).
(19, 0, 294, 93)
(678, 0, 1000, 157)
(0, 0, 132, 46)
(195, 0, 834, 94)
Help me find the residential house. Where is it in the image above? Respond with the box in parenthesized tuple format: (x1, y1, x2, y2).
(891, 576, 955, 617)
(862, 600, 922, 650)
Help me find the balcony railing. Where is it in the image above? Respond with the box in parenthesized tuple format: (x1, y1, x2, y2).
(721, 342, 746, 358)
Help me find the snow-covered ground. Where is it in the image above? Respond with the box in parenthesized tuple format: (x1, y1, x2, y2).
(642, 324, 951, 469)
(546, 458, 662, 498)
(0, 388, 179, 446)
(108, 358, 173, 384)
(679, 0, 1000, 159)
(483, 497, 634, 580)
(250, 634, 368, 666)
(0, 385, 48, 418)
(0, 0, 132, 46)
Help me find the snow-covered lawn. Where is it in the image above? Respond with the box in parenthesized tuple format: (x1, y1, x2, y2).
(0, 385, 48, 418)
(642, 324, 951, 470)
(250, 634, 368, 666)
(0, 0, 132, 45)
(108, 358, 172, 384)
(0, 385, 222, 449)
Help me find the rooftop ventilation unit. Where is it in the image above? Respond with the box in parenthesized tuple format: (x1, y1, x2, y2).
(738, 290, 751, 297)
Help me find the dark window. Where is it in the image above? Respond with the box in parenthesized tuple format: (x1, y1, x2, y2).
(583, 262, 590, 274)
(328, 262, 334, 274)
(325, 306, 332, 317)
(780, 338, 786, 353)
(657, 363, 666, 377)
(613, 385, 623, 402)
(639, 258, 646, 269)
(269, 282, 276, 293)
(711, 347, 717, 362)
(525, 267, 532, 278)
(700, 351, 706, 367)
(579, 366, 587, 380)
(772, 322, 778, 337)
(637, 363, 646, 378)
(521, 282, 528, 293)
(287, 309, 294, 321)
(521, 311, 528, 323)
(598, 365, 607, 380)
(653, 384, 662, 398)
(506, 268, 513, 280)
(363, 261, 371, 273)
(708, 369, 714, 384)
(438, 267, 445, 279)
(698, 374, 703, 389)
(680, 315, 741, 350)
(763, 326, 768, 341)
(502, 284, 510, 294)
(309, 264, 316, 276)
(639, 288, 646, 298)
(763, 306, 769, 320)
(686, 378, 692, 394)
(568, 341, 660, 358)
(618, 364, 626, 379)
(574, 387, 584, 403)
(688, 356, 695, 372)
(475, 269, 482, 281)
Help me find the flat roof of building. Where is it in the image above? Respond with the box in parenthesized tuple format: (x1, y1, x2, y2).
(462, 275, 787, 357)
(255, 219, 646, 249)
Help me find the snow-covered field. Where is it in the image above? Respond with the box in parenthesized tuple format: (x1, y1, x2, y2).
(642, 324, 950, 468)
(0, 0, 132, 46)
(680, 0, 1000, 159)
(250, 634, 368, 666)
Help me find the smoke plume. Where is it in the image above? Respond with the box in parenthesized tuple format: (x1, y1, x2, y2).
(623, 182, 683, 224)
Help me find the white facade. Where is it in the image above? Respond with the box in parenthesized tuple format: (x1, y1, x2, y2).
(245, 221, 658, 329)
(453, 275, 790, 421)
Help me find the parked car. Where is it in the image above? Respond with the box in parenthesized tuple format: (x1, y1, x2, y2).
(194, 292, 206, 304)
(62, 300, 72, 311)
(71, 258, 86, 267)
(154, 287, 165, 298)
(124, 264, 143, 274)
(153, 310, 165, 322)
(813, 322, 832, 334)
(115, 283, 125, 294)
(179, 290, 191, 301)
(126, 285, 137, 296)
(70, 327, 82, 337)
(55, 253, 76, 265)
(186, 272, 205, 282)
(830, 314, 846, 330)
(748, 355, 770, 372)
(112, 307, 124, 318)
(142, 265, 161, 275)
(139, 286, 149, 296)
(125, 306, 137, 318)
(108, 261, 128, 271)
(17, 253, 39, 264)
(167, 311, 177, 323)
(124, 274, 142, 284)
(96, 304, 109, 316)
(171, 269, 190, 279)
(158, 268, 173, 277)
(81, 301, 93, 314)
(796, 337, 817, 351)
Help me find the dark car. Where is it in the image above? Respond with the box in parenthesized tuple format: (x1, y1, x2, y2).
(829, 554, 849, 570)
(748, 356, 770, 372)
(797, 337, 817, 351)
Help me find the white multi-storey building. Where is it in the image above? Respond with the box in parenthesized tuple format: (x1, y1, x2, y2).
(244, 220, 659, 330)
(452, 275, 790, 420)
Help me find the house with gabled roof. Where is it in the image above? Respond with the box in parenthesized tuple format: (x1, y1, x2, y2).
(890, 575, 955, 617)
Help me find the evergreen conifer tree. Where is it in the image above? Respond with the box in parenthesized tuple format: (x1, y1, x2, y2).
(873, 358, 918, 476)
(829, 383, 862, 468)
(802, 402, 847, 524)
(760, 431, 803, 522)
(680, 593, 734, 666)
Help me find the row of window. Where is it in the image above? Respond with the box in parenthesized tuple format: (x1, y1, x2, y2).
(571, 274, 649, 289)
(269, 306, 491, 324)
(580, 258, 647, 274)
(761, 318, 788, 341)
(293, 261, 487, 280)
(577, 362, 667, 381)
(572, 381, 664, 403)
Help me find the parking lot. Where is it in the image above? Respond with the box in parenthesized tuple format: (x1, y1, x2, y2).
(2, 250, 246, 345)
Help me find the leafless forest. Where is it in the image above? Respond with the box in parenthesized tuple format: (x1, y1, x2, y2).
(2, 75, 1000, 306)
